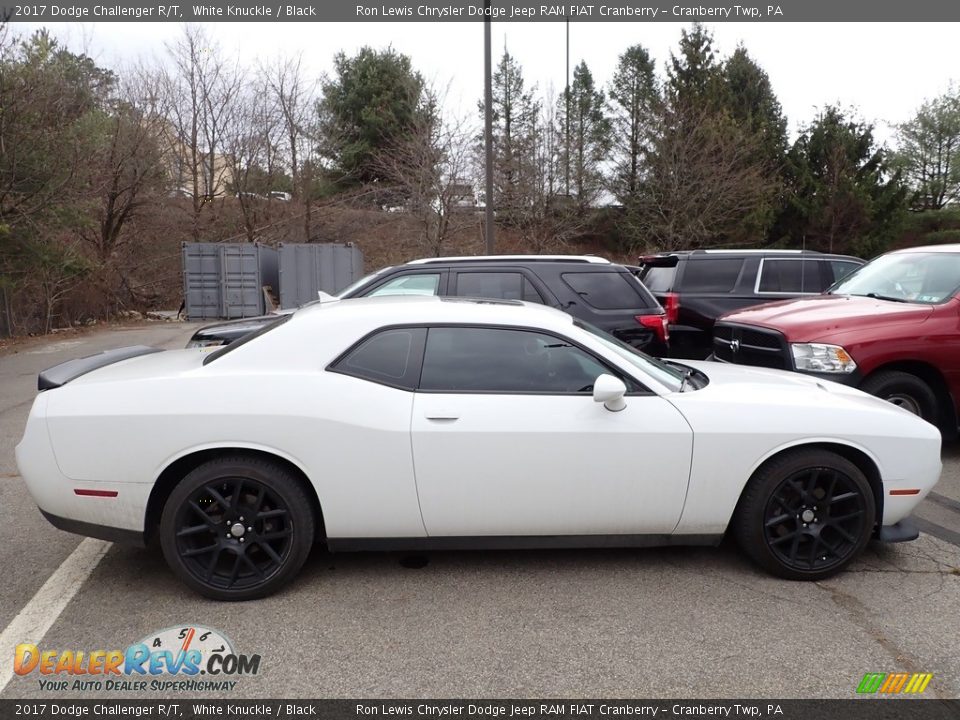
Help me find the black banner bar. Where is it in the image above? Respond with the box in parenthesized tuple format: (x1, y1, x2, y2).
(1, 700, 959, 720)
(3, 0, 960, 22)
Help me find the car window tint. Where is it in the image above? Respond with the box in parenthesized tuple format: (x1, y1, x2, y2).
(332, 328, 424, 388)
(420, 327, 610, 393)
(829, 260, 861, 284)
(366, 273, 440, 297)
(681, 259, 743, 292)
(640, 266, 675, 293)
(758, 259, 820, 293)
(455, 272, 534, 302)
(560, 272, 646, 309)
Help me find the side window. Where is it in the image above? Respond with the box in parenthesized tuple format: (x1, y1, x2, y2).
(757, 259, 820, 293)
(829, 260, 861, 285)
(454, 272, 544, 304)
(680, 259, 744, 293)
(366, 273, 440, 297)
(420, 327, 612, 394)
(329, 328, 426, 390)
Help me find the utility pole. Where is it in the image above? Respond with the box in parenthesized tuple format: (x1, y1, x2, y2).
(564, 16, 570, 197)
(483, 0, 495, 254)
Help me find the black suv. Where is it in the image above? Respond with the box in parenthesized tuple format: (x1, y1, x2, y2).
(188, 255, 670, 356)
(636, 249, 863, 359)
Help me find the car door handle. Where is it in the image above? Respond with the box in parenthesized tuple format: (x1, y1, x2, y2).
(425, 412, 459, 421)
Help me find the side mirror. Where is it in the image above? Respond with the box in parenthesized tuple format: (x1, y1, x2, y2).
(593, 374, 627, 412)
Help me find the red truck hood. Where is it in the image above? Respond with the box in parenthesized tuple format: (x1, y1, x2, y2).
(720, 294, 934, 340)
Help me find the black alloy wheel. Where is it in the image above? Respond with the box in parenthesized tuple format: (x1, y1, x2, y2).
(734, 449, 876, 580)
(160, 456, 314, 600)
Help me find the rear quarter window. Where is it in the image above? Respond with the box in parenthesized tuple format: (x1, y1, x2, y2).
(561, 271, 655, 310)
(640, 266, 676, 293)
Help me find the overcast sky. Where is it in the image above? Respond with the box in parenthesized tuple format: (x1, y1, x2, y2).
(21, 21, 960, 144)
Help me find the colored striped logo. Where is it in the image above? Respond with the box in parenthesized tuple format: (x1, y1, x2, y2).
(857, 672, 933, 694)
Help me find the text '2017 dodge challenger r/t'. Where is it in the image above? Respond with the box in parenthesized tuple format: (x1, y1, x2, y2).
(17, 296, 942, 600)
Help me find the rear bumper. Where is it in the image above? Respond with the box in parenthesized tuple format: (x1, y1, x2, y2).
(876, 517, 920, 543)
(40, 510, 146, 546)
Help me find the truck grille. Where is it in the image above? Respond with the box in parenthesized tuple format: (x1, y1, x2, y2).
(713, 323, 790, 370)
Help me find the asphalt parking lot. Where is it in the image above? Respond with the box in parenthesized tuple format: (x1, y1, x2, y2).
(0, 322, 958, 700)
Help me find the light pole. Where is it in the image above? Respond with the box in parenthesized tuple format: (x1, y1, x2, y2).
(483, 0, 495, 254)
(565, 15, 570, 197)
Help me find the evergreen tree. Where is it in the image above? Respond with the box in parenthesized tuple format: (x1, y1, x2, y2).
(480, 48, 539, 213)
(608, 44, 658, 202)
(556, 61, 611, 210)
(775, 106, 907, 256)
(318, 46, 427, 186)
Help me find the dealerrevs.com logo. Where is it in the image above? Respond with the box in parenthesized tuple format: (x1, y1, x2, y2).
(856, 672, 934, 695)
(14, 625, 260, 693)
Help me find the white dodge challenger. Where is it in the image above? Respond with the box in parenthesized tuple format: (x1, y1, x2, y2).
(16, 296, 942, 600)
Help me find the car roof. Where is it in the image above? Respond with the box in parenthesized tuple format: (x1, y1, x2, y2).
(405, 254, 611, 265)
(294, 293, 576, 329)
(639, 249, 863, 263)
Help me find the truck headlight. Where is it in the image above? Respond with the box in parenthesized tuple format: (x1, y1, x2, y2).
(791, 343, 857, 374)
(186, 338, 226, 349)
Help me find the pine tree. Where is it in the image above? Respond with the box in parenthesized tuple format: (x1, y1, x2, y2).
(608, 44, 658, 202)
(556, 61, 611, 211)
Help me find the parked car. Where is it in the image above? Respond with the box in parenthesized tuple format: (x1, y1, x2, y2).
(637, 250, 863, 359)
(18, 296, 940, 599)
(187, 255, 671, 356)
(713, 244, 960, 436)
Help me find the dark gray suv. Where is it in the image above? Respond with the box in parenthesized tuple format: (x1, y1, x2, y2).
(188, 255, 671, 356)
(637, 249, 863, 359)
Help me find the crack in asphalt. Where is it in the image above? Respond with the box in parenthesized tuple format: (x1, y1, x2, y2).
(814, 580, 945, 700)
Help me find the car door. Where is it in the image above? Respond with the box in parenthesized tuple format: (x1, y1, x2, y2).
(410, 326, 693, 537)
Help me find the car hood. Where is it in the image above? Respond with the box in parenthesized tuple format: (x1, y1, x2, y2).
(671, 359, 938, 435)
(719, 294, 934, 339)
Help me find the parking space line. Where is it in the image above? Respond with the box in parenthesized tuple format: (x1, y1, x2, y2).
(0, 538, 111, 694)
(927, 491, 960, 515)
(914, 517, 960, 548)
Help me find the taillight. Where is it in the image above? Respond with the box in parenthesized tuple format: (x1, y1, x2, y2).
(663, 292, 680, 325)
(636, 314, 669, 343)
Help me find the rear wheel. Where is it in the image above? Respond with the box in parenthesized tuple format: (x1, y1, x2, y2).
(160, 456, 314, 600)
(860, 370, 938, 424)
(734, 449, 875, 580)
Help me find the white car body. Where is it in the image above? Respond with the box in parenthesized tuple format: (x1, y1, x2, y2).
(17, 297, 941, 553)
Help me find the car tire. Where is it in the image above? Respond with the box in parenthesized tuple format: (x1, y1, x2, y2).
(733, 449, 875, 581)
(860, 370, 938, 424)
(160, 455, 315, 601)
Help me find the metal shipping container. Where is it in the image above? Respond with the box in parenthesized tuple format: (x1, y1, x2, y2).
(182, 242, 279, 320)
(278, 243, 364, 309)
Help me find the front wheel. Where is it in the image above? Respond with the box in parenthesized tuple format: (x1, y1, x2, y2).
(160, 456, 315, 600)
(860, 370, 938, 424)
(733, 449, 875, 580)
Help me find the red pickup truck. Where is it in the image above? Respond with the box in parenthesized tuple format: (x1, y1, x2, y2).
(713, 245, 960, 436)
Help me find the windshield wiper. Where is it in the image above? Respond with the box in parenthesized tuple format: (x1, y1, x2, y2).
(863, 292, 909, 303)
(678, 368, 696, 392)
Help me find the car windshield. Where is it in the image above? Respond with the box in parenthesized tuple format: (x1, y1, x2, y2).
(574, 320, 685, 391)
(829, 252, 960, 304)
